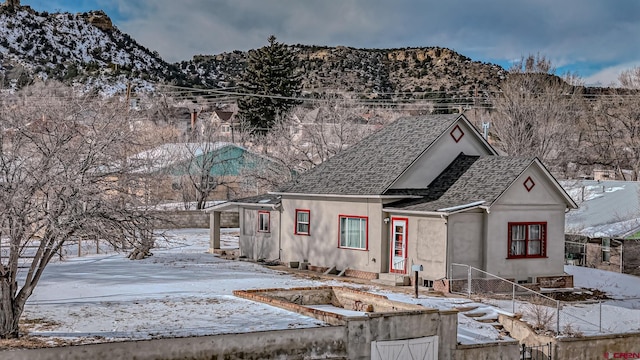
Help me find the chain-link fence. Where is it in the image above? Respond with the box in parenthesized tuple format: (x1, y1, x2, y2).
(449, 263, 639, 336)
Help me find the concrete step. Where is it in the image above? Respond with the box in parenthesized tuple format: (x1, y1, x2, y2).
(453, 305, 479, 312)
(373, 273, 411, 286)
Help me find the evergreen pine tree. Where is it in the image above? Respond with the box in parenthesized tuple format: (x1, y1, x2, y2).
(237, 35, 301, 135)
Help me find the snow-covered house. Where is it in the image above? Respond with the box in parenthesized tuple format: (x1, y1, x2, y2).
(127, 142, 280, 201)
(208, 114, 577, 289)
(564, 180, 640, 276)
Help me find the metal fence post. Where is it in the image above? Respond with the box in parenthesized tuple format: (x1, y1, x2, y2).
(467, 265, 471, 298)
(556, 300, 561, 334)
(599, 300, 602, 333)
(512, 283, 516, 313)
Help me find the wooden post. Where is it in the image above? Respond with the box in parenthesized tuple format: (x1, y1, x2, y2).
(414, 270, 419, 298)
(78, 238, 82, 257)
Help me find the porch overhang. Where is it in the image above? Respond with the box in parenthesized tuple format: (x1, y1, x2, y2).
(383, 201, 487, 217)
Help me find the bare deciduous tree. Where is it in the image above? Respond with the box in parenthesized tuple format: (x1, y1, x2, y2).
(251, 98, 396, 190)
(489, 54, 585, 173)
(578, 68, 640, 179)
(619, 66, 640, 89)
(0, 84, 156, 339)
(176, 124, 239, 209)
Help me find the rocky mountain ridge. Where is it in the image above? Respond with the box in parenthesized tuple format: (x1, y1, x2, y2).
(0, 4, 507, 98)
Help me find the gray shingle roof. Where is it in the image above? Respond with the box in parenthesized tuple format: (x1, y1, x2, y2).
(280, 114, 461, 195)
(386, 154, 534, 212)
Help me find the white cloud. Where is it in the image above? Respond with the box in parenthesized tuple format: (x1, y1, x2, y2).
(584, 61, 640, 87)
(24, 0, 640, 80)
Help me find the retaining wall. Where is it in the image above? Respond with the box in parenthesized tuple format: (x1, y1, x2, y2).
(155, 210, 238, 229)
(1, 327, 347, 360)
(555, 332, 640, 359)
(454, 342, 520, 360)
(500, 314, 640, 359)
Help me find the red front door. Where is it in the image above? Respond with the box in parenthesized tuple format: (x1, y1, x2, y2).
(390, 218, 408, 274)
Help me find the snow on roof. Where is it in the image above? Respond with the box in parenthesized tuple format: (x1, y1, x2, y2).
(128, 142, 235, 173)
(563, 180, 640, 238)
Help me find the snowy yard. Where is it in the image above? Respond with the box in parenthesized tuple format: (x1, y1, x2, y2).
(14, 228, 640, 348)
(17, 228, 510, 346)
(480, 265, 640, 336)
(22, 229, 329, 342)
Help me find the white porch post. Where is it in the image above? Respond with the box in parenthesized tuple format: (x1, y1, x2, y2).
(209, 211, 221, 253)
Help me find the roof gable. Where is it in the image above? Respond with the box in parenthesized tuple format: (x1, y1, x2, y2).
(280, 114, 476, 195)
(385, 154, 534, 212)
(386, 155, 577, 213)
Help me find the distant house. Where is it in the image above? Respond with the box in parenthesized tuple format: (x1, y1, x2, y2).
(128, 142, 281, 201)
(564, 180, 640, 276)
(592, 169, 633, 181)
(208, 114, 577, 290)
(210, 111, 237, 140)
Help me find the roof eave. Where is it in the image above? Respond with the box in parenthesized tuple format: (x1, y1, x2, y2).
(270, 192, 421, 200)
(204, 202, 279, 212)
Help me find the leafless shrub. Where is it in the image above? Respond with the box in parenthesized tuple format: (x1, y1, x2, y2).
(523, 298, 556, 331)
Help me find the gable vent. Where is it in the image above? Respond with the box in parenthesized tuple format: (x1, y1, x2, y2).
(524, 176, 535, 192)
(450, 125, 464, 143)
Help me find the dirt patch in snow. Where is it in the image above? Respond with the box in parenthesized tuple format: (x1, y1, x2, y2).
(545, 288, 610, 302)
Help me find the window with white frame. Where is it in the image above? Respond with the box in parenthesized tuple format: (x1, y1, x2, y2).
(508, 222, 546, 258)
(295, 209, 310, 235)
(339, 215, 367, 250)
(258, 211, 270, 233)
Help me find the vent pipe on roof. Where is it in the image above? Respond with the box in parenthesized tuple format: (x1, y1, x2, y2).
(482, 121, 490, 140)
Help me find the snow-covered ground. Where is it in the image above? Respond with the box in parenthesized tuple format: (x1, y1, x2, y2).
(562, 265, 640, 334)
(482, 265, 640, 336)
(20, 228, 510, 346)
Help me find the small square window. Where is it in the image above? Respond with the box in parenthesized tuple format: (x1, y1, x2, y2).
(295, 209, 310, 235)
(258, 211, 270, 233)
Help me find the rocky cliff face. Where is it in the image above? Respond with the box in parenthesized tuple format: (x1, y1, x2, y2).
(177, 45, 506, 98)
(3, 0, 20, 8)
(81, 10, 113, 31)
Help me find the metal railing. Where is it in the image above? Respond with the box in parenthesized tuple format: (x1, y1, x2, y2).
(521, 342, 552, 360)
(448, 263, 636, 335)
(392, 258, 406, 272)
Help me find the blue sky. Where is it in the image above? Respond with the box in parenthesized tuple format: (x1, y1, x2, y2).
(23, 0, 640, 86)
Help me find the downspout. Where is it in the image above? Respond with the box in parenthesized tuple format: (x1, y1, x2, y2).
(443, 212, 450, 279)
(480, 205, 491, 272)
(277, 203, 283, 261)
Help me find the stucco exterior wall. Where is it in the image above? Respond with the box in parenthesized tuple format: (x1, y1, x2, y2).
(277, 196, 384, 272)
(391, 120, 493, 189)
(448, 211, 484, 272)
(404, 216, 448, 280)
(484, 165, 568, 281)
(238, 208, 281, 260)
